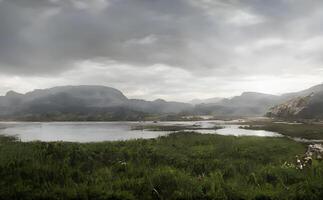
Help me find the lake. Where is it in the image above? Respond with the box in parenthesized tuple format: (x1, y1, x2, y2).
(0, 121, 281, 142)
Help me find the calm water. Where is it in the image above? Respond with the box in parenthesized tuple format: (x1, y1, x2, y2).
(0, 121, 281, 142)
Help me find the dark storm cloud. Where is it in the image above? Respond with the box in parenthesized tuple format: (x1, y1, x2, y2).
(1, 0, 323, 100)
(1, 0, 323, 75)
(0, 0, 215, 75)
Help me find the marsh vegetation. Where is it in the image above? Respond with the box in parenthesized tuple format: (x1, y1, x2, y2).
(1, 132, 323, 200)
(243, 122, 323, 140)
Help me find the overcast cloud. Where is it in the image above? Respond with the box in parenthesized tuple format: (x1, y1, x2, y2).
(0, 0, 323, 101)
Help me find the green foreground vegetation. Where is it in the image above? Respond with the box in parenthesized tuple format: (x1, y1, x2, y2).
(0, 132, 323, 200)
(244, 123, 323, 140)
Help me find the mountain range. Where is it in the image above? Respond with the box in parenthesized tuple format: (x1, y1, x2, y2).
(0, 84, 323, 120)
(0, 86, 191, 121)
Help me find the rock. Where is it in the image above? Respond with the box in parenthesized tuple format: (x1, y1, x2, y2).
(306, 144, 323, 160)
(267, 93, 314, 119)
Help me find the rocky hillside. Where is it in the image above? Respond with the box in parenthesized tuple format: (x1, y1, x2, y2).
(266, 93, 314, 118)
(267, 92, 323, 119)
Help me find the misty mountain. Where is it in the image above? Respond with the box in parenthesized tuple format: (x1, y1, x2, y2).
(192, 84, 323, 117)
(189, 97, 224, 105)
(282, 83, 323, 99)
(128, 99, 192, 114)
(192, 92, 284, 117)
(1, 83, 323, 120)
(1, 86, 126, 113)
(0, 85, 192, 120)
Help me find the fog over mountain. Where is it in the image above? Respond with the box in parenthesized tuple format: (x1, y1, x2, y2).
(189, 98, 224, 105)
(0, 85, 192, 120)
(1, 84, 323, 120)
(1, 0, 323, 101)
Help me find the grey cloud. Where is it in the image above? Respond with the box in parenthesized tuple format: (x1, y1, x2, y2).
(1, 0, 323, 99)
(0, 0, 214, 75)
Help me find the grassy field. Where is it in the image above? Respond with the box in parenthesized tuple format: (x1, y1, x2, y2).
(243, 123, 323, 140)
(1, 132, 323, 200)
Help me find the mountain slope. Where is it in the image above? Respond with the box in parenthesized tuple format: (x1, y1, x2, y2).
(192, 92, 283, 117)
(0, 85, 192, 120)
(189, 97, 224, 105)
(282, 83, 323, 99)
(2, 83, 323, 120)
(128, 99, 192, 114)
(267, 92, 323, 119)
(192, 84, 323, 117)
(266, 83, 323, 119)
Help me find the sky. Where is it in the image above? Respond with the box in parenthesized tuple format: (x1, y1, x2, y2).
(0, 0, 323, 101)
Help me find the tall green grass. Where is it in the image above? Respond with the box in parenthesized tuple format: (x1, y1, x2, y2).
(0, 132, 322, 199)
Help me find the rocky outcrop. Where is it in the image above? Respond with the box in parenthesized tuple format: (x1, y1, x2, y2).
(306, 144, 323, 160)
(266, 93, 314, 119)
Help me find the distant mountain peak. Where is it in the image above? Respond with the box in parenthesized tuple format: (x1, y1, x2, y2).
(154, 99, 167, 103)
(240, 91, 277, 97)
(189, 97, 223, 105)
(5, 90, 22, 97)
(1, 83, 323, 120)
(0, 85, 193, 119)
